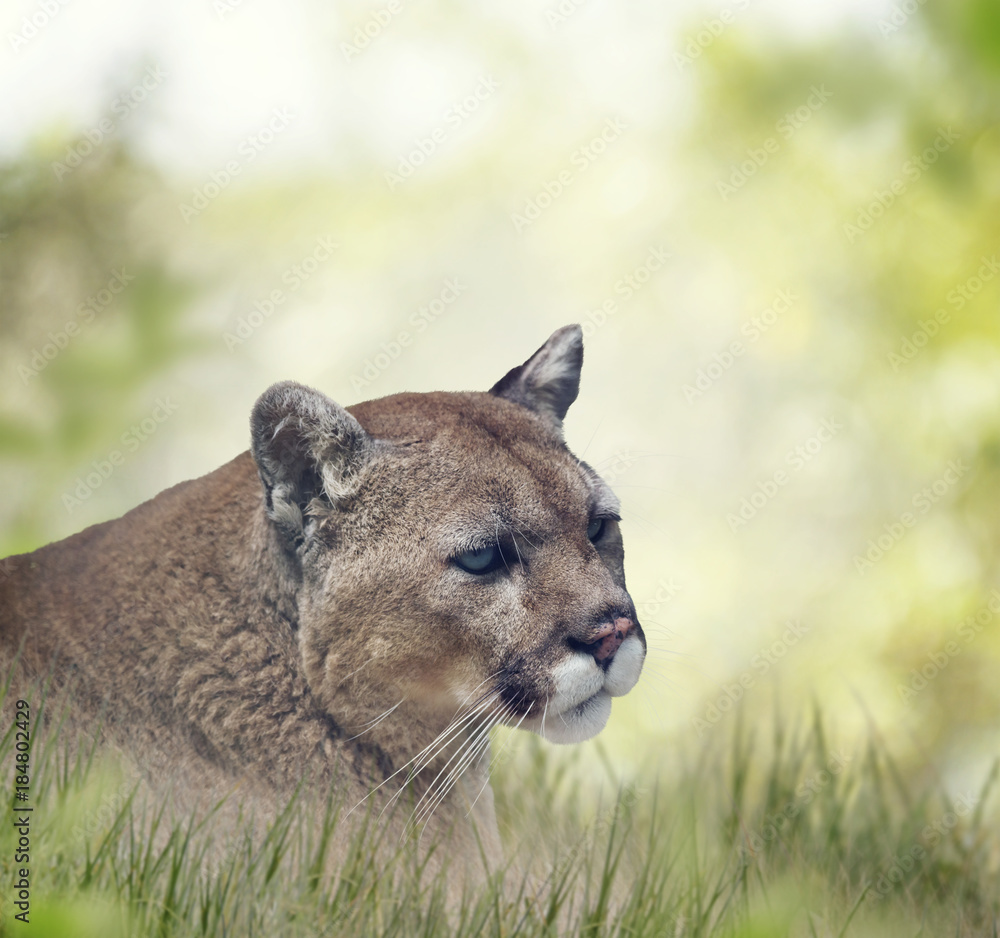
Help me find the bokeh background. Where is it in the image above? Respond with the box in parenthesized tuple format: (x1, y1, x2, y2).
(2, 0, 999, 806)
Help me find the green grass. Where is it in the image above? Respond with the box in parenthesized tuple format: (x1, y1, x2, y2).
(1, 687, 998, 937)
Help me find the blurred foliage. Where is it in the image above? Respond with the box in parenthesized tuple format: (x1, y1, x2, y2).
(1, 0, 1000, 902)
(0, 140, 210, 556)
(673, 0, 1000, 776)
(1, 2, 1000, 935)
(3, 675, 998, 936)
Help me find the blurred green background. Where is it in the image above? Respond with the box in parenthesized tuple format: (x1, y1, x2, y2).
(2, 0, 999, 813)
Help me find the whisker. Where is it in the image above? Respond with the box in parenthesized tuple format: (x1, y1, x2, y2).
(510, 533, 523, 567)
(348, 671, 517, 828)
(578, 416, 605, 460)
(337, 656, 376, 687)
(467, 702, 532, 816)
(410, 733, 491, 835)
(618, 505, 674, 541)
(492, 703, 530, 769)
(382, 693, 502, 818)
(512, 522, 542, 551)
(412, 698, 517, 826)
(346, 697, 406, 741)
(455, 669, 506, 709)
(443, 696, 531, 820)
(347, 690, 500, 820)
(413, 701, 514, 834)
(410, 700, 510, 826)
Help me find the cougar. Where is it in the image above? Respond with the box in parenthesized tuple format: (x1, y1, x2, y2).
(0, 324, 645, 879)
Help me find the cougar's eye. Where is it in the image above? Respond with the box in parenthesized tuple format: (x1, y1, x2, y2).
(454, 544, 502, 574)
(587, 518, 605, 542)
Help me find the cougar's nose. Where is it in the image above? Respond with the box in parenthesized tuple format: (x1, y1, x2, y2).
(574, 616, 633, 666)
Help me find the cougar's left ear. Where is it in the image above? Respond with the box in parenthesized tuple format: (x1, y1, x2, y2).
(489, 324, 583, 433)
(250, 381, 374, 546)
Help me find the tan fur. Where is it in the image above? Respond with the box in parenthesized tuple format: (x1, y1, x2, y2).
(0, 325, 645, 885)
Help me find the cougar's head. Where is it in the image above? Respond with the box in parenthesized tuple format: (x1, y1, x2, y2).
(251, 325, 645, 746)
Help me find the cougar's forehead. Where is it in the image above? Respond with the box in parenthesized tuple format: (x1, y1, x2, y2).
(348, 390, 617, 529)
(348, 390, 561, 449)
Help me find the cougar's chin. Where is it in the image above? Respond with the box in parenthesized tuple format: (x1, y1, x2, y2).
(533, 689, 612, 744)
(518, 632, 645, 744)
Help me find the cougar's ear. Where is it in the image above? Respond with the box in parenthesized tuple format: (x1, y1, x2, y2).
(489, 324, 583, 432)
(250, 381, 374, 544)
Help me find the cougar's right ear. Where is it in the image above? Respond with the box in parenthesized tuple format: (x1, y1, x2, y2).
(489, 324, 583, 435)
(250, 381, 374, 545)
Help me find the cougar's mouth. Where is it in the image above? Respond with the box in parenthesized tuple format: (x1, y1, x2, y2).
(519, 631, 646, 745)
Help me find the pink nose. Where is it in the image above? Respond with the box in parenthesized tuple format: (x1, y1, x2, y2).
(590, 617, 633, 663)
